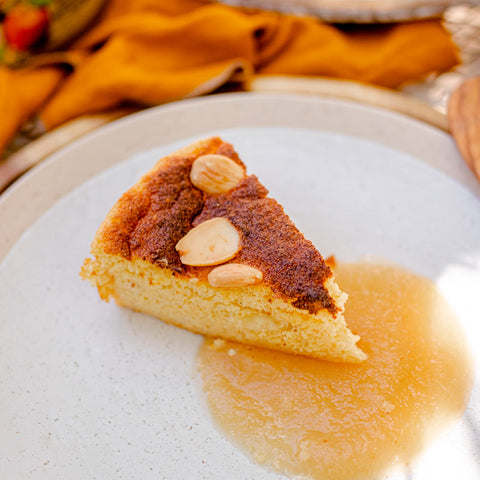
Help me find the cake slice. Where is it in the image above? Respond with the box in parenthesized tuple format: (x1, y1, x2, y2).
(81, 137, 366, 362)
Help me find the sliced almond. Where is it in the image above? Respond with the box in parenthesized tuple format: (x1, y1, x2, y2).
(175, 217, 240, 266)
(208, 263, 263, 287)
(190, 154, 245, 194)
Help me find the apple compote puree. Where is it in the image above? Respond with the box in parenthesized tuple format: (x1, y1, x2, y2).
(198, 261, 473, 479)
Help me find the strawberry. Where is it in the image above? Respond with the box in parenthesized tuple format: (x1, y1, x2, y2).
(3, 4, 49, 51)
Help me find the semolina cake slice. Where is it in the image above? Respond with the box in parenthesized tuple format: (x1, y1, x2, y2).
(81, 137, 366, 362)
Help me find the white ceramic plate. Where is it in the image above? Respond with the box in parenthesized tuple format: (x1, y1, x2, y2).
(1, 93, 479, 479)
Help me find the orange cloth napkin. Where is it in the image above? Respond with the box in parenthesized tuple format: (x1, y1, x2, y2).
(0, 0, 458, 155)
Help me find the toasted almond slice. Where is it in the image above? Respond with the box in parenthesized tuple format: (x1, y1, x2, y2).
(176, 217, 240, 266)
(208, 263, 263, 287)
(190, 154, 245, 193)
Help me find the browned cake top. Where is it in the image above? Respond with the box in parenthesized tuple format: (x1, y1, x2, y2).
(95, 137, 337, 315)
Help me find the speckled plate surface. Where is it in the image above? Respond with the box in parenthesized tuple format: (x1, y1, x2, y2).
(217, 0, 480, 22)
(0, 93, 479, 479)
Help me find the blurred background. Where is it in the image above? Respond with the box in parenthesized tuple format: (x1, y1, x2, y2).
(0, 0, 479, 190)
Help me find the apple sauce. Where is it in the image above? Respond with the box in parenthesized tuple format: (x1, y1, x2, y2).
(198, 261, 473, 479)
